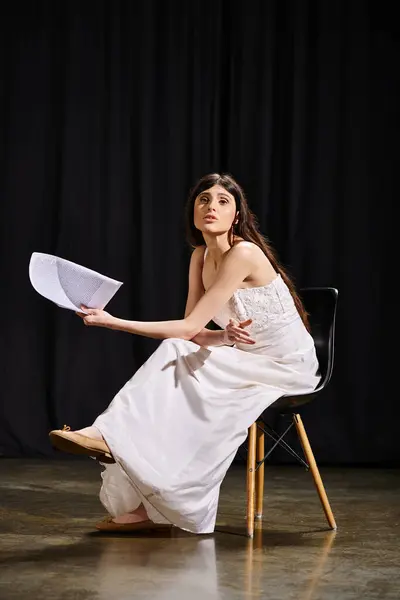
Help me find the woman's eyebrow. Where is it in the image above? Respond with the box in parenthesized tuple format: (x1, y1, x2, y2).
(198, 191, 231, 199)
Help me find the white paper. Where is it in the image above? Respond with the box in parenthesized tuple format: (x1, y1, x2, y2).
(29, 252, 123, 312)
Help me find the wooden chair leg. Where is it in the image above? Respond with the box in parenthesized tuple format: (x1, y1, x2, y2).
(246, 422, 257, 537)
(293, 414, 337, 530)
(256, 421, 265, 519)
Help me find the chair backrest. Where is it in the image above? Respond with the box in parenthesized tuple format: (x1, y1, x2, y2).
(300, 287, 338, 391)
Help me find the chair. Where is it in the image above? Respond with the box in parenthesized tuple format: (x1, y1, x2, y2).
(246, 287, 338, 538)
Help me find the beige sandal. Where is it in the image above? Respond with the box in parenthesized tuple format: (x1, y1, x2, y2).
(49, 425, 115, 463)
(95, 516, 173, 532)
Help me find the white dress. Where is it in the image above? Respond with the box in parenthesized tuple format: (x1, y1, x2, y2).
(93, 273, 320, 534)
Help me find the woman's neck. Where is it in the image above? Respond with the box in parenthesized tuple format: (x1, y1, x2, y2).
(204, 235, 242, 266)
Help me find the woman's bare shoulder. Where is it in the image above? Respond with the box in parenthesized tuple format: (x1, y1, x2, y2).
(190, 245, 206, 265)
(192, 244, 206, 253)
(229, 240, 275, 276)
(230, 240, 264, 258)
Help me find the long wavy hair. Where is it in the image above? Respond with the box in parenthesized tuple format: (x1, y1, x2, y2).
(185, 173, 310, 331)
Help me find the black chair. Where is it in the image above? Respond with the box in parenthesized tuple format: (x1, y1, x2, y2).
(245, 287, 338, 537)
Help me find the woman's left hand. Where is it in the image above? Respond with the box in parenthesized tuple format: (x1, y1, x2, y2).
(76, 306, 115, 329)
(222, 318, 255, 345)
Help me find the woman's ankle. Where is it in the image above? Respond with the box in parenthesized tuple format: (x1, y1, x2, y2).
(112, 505, 149, 524)
(133, 504, 149, 519)
(75, 426, 104, 441)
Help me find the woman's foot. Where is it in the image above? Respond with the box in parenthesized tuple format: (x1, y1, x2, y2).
(95, 517, 173, 532)
(75, 426, 104, 441)
(112, 505, 149, 524)
(95, 505, 173, 532)
(49, 425, 115, 463)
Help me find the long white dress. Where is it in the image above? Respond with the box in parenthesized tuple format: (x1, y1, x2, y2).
(93, 273, 320, 534)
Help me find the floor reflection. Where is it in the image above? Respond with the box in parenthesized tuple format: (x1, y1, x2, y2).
(244, 522, 337, 600)
(93, 531, 220, 600)
(91, 522, 337, 600)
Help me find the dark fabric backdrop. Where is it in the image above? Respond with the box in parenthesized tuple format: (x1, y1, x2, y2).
(0, 1, 397, 463)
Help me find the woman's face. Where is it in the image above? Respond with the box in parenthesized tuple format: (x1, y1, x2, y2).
(193, 184, 237, 237)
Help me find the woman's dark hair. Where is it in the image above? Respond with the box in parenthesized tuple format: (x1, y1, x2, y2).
(185, 173, 310, 331)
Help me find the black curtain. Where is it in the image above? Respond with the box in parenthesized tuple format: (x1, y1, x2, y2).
(0, 1, 397, 463)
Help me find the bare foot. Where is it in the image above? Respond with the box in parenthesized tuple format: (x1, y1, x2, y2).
(75, 426, 104, 441)
(112, 504, 149, 524)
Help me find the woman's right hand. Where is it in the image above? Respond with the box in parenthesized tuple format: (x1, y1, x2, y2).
(222, 318, 255, 346)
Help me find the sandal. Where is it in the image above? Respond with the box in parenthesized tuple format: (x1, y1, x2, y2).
(95, 516, 174, 532)
(49, 425, 115, 463)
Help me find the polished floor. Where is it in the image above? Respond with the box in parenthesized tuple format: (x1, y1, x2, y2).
(0, 459, 399, 600)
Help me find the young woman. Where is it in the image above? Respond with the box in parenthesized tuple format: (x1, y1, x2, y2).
(49, 173, 320, 533)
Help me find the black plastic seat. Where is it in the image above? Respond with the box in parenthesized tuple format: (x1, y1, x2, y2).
(269, 287, 338, 412)
(245, 287, 339, 537)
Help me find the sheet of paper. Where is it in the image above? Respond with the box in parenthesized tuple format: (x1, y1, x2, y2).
(29, 253, 123, 312)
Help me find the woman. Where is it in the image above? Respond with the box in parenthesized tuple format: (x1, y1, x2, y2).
(49, 173, 320, 534)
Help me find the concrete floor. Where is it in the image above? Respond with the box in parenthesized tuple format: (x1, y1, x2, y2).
(0, 459, 399, 600)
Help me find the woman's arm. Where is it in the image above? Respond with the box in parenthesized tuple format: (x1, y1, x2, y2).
(79, 243, 255, 340)
(190, 328, 225, 346)
(183, 246, 226, 346)
(108, 318, 226, 343)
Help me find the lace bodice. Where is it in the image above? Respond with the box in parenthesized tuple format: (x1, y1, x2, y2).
(212, 274, 300, 336)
